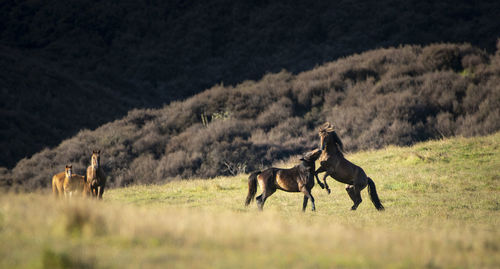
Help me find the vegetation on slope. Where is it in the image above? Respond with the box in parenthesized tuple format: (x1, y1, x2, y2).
(3, 42, 500, 190)
(1, 133, 499, 268)
(2, 0, 500, 167)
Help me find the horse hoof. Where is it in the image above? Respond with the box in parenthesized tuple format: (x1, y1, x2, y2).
(326, 189, 331, 194)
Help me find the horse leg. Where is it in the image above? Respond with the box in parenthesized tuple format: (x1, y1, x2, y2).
(300, 186, 316, 211)
(57, 186, 63, 199)
(255, 175, 275, 210)
(315, 166, 326, 189)
(346, 185, 361, 210)
(321, 173, 331, 194)
(256, 194, 263, 205)
(315, 166, 331, 194)
(256, 188, 275, 211)
(98, 185, 105, 199)
(255, 183, 265, 210)
(351, 175, 368, 210)
(255, 190, 266, 210)
(347, 179, 368, 210)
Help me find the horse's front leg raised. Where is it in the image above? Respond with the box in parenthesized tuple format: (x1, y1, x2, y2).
(315, 166, 327, 189)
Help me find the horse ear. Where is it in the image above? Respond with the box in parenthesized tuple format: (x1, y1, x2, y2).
(97, 150, 101, 154)
(69, 165, 72, 168)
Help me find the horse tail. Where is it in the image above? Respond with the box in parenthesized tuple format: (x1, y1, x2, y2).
(245, 171, 260, 206)
(367, 177, 384, 211)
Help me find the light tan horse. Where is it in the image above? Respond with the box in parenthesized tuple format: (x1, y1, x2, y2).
(86, 150, 106, 199)
(52, 165, 88, 198)
(315, 123, 384, 211)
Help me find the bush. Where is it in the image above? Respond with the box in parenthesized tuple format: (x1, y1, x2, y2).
(6, 43, 500, 190)
(3, 0, 500, 170)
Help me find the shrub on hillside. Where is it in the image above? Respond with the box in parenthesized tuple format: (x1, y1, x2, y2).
(4, 43, 500, 190)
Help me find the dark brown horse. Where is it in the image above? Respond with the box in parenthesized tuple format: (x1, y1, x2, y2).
(86, 150, 106, 199)
(315, 123, 384, 210)
(245, 149, 322, 211)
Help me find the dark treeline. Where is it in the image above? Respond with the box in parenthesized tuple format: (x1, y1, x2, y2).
(2, 0, 500, 168)
(2, 43, 499, 191)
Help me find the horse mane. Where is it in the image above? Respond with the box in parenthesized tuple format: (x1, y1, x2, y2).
(329, 131, 344, 154)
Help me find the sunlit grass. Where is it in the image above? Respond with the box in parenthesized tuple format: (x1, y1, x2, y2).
(1, 133, 499, 268)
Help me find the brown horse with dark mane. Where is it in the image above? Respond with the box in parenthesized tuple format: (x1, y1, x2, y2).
(315, 123, 384, 211)
(86, 150, 106, 199)
(245, 149, 322, 211)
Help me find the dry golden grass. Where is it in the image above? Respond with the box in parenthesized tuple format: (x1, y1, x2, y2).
(1, 133, 499, 268)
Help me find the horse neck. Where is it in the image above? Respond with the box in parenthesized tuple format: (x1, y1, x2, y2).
(297, 159, 317, 174)
(325, 139, 344, 159)
(91, 163, 99, 171)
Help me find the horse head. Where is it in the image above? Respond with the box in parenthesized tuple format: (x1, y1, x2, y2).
(65, 164, 72, 179)
(300, 148, 322, 165)
(91, 150, 101, 168)
(318, 122, 343, 152)
(319, 122, 335, 150)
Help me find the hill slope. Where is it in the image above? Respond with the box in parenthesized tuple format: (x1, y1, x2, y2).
(3, 42, 500, 190)
(1, 133, 499, 268)
(2, 0, 500, 167)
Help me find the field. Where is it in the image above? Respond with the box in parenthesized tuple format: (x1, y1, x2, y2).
(1, 133, 499, 268)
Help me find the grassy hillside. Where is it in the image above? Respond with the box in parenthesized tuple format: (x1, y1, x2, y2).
(5, 42, 499, 190)
(2, 0, 500, 168)
(1, 133, 499, 268)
